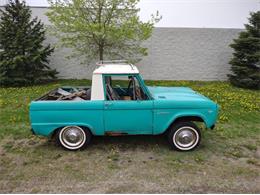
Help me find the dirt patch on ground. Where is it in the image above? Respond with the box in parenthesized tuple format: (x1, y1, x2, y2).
(0, 135, 259, 193)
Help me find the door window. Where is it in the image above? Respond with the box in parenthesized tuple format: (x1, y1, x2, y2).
(104, 75, 149, 101)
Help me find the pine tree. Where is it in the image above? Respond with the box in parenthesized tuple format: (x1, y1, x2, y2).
(228, 11, 260, 90)
(0, 0, 57, 86)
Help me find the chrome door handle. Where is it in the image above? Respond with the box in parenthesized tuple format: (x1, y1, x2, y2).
(104, 102, 112, 106)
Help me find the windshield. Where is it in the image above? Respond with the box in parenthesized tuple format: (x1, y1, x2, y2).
(137, 74, 153, 100)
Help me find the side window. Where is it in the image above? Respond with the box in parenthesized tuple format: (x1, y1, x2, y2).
(104, 75, 149, 101)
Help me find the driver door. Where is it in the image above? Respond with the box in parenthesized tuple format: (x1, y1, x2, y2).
(103, 74, 153, 135)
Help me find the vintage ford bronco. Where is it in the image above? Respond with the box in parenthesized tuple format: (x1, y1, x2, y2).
(29, 61, 219, 151)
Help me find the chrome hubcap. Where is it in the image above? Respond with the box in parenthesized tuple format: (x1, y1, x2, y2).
(61, 127, 85, 147)
(174, 127, 197, 148)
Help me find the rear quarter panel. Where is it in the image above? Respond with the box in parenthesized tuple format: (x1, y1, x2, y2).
(30, 101, 104, 136)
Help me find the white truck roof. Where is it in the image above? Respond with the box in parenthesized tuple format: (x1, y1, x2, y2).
(93, 63, 139, 74)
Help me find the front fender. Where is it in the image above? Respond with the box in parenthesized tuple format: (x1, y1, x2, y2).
(153, 109, 216, 135)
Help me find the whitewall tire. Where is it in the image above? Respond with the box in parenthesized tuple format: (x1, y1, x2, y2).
(168, 121, 201, 151)
(57, 126, 92, 150)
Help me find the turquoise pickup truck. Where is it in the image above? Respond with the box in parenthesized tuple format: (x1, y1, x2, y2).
(29, 62, 219, 151)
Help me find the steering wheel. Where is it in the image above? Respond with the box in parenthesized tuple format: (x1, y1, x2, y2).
(116, 85, 126, 93)
(127, 77, 142, 100)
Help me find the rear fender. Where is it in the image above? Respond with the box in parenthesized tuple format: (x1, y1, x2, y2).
(31, 123, 95, 137)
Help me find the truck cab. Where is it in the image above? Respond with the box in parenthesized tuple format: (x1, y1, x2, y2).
(30, 61, 219, 151)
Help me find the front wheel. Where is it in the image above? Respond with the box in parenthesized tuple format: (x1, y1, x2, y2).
(168, 121, 201, 151)
(57, 126, 92, 150)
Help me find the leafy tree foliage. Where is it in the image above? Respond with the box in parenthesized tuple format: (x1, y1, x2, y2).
(47, 0, 161, 63)
(228, 11, 260, 89)
(0, 0, 57, 86)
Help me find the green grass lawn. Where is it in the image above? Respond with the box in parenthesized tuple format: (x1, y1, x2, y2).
(0, 80, 259, 193)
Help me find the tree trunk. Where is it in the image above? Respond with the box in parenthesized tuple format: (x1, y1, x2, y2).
(99, 45, 104, 61)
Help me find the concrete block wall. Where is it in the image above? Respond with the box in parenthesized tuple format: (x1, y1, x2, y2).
(46, 27, 241, 81)
(138, 27, 241, 80)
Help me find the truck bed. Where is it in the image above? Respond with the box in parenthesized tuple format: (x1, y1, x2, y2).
(37, 86, 91, 101)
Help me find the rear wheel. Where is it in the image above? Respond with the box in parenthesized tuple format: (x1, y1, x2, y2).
(168, 121, 201, 151)
(57, 126, 92, 150)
